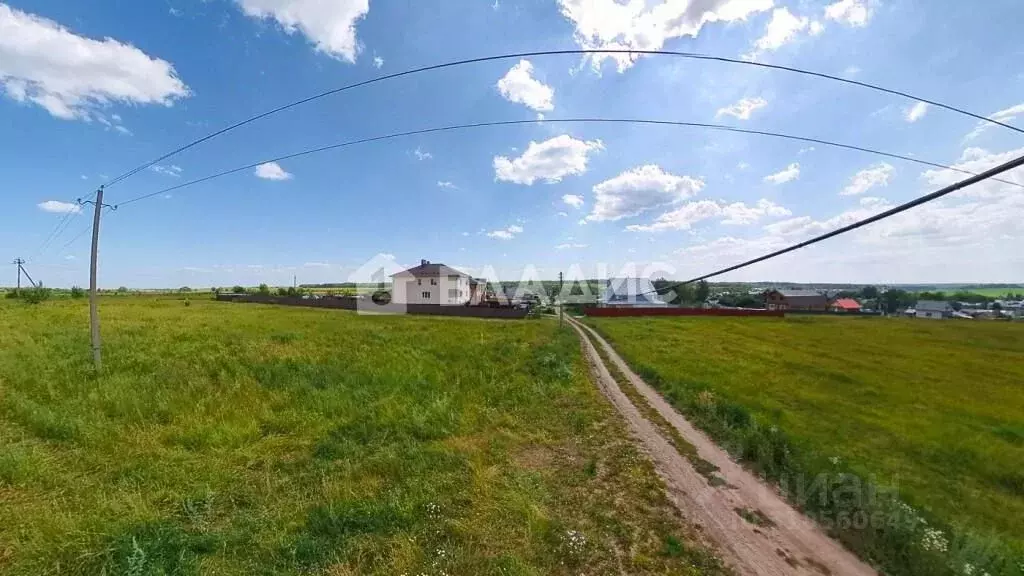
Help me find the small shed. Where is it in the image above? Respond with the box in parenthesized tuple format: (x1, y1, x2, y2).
(915, 300, 952, 319)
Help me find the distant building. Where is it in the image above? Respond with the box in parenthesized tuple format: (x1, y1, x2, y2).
(600, 278, 669, 308)
(915, 300, 953, 319)
(829, 298, 862, 313)
(763, 289, 828, 311)
(391, 260, 471, 305)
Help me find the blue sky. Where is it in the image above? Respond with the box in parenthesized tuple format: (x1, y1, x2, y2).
(2, 0, 1023, 288)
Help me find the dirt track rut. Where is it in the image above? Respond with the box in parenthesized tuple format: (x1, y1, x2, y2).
(568, 317, 876, 576)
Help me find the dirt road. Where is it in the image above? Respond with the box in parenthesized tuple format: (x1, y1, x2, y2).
(568, 318, 877, 576)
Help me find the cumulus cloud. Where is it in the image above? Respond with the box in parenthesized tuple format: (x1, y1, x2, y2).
(562, 194, 585, 209)
(904, 101, 929, 123)
(715, 97, 767, 120)
(494, 135, 603, 185)
(234, 0, 370, 62)
(373, 56, 384, 69)
(558, 0, 772, 72)
(413, 147, 432, 160)
(496, 59, 554, 112)
(748, 7, 810, 58)
(437, 180, 457, 189)
(38, 200, 81, 214)
(840, 163, 894, 195)
(721, 199, 792, 225)
(921, 146, 1024, 197)
(763, 163, 800, 184)
(964, 102, 1024, 141)
(487, 224, 524, 240)
(254, 162, 293, 180)
(0, 3, 190, 120)
(587, 165, 704, 222)
(556, 243, 588, 250)
(625, 200, 722, 232)
(824, 0, 872, 27)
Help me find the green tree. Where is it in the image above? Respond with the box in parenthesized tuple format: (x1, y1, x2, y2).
(276, 287, 288, 296)
(231, 286, 246, 294)
(116, 286, 129, 295)
(70, 286, 85, 299)
(695, 280, 710, 303)
(860, 285, 879, 300)
(258, 283, 270, 295)
(179, 286, 192, 293)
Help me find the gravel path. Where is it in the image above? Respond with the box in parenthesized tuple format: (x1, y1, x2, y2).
(569, 318, 877, 576)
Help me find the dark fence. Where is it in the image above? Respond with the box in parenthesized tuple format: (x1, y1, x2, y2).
(583, 306, 784, 318)
(215, 294, 529, 319)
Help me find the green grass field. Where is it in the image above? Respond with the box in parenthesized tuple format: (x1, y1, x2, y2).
(585, 315, 1024, 575)
(0, 296, 726, 576)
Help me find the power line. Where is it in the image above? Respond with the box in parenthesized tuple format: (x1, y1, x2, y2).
(28, 191, 96, 263)
(102, 49, 1023, 189)
(642, 151, 1024, 295)
(113, 117, 1024, 208)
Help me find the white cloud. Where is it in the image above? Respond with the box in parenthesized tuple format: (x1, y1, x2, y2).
(840, 163, 894, 195)
(587, 165, 704, 222)
(149, 164, 183, 177)
(763, 163, 800, 184)
(557, 211, 569, 217)
(494, 135, 603, 185)
(720, 198, 791, 225)
(413, 147, 432, 161)
(38, 200, 80, 214)
(562, 194, 585, 209)
(904, 101, 929, 123)
(254, 162, 293, 180)
(737, 162, 750, 170)
(626, 200, 722, 232)
(556, 243, 588, 250)
(715, 96, 767, 120)
(234, 0, 369, 62)
(748, 7, 809, 57)
(844, 65, 861, 76)
(496, 59, 554, 112)
(372, 56, 384, 69)
(825, 0, 872, 27)
(303, 262, 331, 268)
(921, 146, 1024, 197)
(558, 0, 773, 72)
(487, 224, 524, 240)
(437, 180, 457, 189)
(964, 102, 1024, 141)
(798, 146, 815, 154)
(0, 3, 189, 120)
(765, 200, 892, 238)
(809, 20, 824, 35)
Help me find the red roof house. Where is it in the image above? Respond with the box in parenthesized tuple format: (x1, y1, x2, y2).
(830, 298, 862, 313)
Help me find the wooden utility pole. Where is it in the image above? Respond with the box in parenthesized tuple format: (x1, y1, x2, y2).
(88, 187, 104, 371)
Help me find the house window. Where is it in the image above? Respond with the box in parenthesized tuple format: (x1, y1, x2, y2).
(430, 278, 437, 285)
(448, 289, 458, 298)
(421, 291, 431, 299)
(417, 279, 421, 285)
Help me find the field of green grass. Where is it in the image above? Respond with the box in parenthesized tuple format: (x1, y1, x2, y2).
(0, 296, 726, 576)
(585, 315, 1024, 575)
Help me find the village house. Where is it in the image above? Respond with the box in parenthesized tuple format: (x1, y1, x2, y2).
(915, 300, 953, 319)
(829, 298, 862, 313)
(599, 278, 669, 308)
(762, 289, 828, 311)
(390, 260, 480, 306)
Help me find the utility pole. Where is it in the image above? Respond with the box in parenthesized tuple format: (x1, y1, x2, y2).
(13, 258, 25, 291)
(85, 186, 109, 371)
(558, 271, 564, 329)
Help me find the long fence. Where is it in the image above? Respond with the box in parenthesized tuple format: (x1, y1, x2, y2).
(583, 306, 784, 318)
(215, 294, 530, 319)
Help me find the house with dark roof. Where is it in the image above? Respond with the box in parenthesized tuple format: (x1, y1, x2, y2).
(915, 300, 953, 319)
(763, 289, 828, 311)
(391, 260, 472, 306)
(829, 298, 862, 313)
(600, 278, 669, 308)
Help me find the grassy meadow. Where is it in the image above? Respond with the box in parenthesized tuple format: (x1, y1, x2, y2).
(0, 296, 726, 576)
(585, 315, 1024, 575)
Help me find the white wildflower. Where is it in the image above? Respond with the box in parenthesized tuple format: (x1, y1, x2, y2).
(921, 528, 948, 553)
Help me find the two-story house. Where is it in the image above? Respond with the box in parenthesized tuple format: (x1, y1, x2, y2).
(390, 260, 472, 305)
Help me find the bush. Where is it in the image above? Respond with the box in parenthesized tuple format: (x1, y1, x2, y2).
(258, 283, 270, 295)
(371, 291, 391, 304)
(179, 286, 192, 293)
(231, 286, 246, 295)
(276, 288, 288, 296)
(4, 289, 19, 299)
(70, 286, 86, 299)
(22, 285, 52, 304)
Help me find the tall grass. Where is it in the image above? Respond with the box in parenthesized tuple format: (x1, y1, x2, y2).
(586, 316, 1024, 576)
(0, 296, 726, 575)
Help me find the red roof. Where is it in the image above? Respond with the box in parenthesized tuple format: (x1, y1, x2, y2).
(832, 298, 861, 310)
